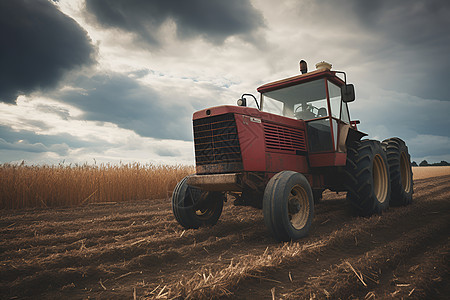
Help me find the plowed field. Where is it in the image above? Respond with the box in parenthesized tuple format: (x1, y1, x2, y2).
(1, 174, 449, 299)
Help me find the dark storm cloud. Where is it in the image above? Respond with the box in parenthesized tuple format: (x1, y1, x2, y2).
(85, 0, 264, 45)
(346, 0, 450, 64)
(315, 0, 450, 46)
(51, 72, 194, 141)
(0, 0, 96, 104)
(349, 0, 449, 41)
(318, 0, 450, 101)
(351, 94, 450, 139)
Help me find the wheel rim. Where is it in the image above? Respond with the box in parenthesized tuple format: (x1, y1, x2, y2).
(195, 207, 214, 219)
(288, 184, 309, 230)
(400, 152, 412, 193)
(193, 193, 217, 220)
(373, 154, 388, 203)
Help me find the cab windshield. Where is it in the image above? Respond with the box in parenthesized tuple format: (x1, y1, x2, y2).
(261, 79, 329, 120)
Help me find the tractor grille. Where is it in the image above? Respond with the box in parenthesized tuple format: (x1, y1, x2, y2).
(193, 113, 242, 173)
(263, 121, 307, 154)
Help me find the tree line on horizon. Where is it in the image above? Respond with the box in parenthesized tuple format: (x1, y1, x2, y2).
(411, 160, 449, 167)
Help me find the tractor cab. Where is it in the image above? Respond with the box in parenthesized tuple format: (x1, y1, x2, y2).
(256, 63, 364, 166)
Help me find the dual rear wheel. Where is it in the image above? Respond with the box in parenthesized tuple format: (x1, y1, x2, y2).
(345, 140, 391, 216)
(382, 138, 414, 206)
(345, 138, 413, 216)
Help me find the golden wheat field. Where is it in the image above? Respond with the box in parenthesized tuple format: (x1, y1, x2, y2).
(0, 165, 449, 299)
(0, 163, 193, 209)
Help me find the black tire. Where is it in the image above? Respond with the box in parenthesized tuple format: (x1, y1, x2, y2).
(345, 140, 391, 216)
(382, 137, 413, 206)
(172, 176, 224, 229)
(263, 171, 314, 242)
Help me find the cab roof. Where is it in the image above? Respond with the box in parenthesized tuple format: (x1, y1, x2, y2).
(257, 69, 345, 93)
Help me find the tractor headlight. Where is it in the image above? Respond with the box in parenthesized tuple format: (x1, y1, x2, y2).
(237, 98, 246, 106)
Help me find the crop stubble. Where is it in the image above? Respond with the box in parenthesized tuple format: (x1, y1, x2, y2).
(0, 174, 449, 299)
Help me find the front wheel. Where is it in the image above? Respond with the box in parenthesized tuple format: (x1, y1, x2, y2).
(172, 176, 224, 229)
(263, 171, 314, 242)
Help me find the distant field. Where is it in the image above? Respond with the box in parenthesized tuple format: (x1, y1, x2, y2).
(413, 166, 450, 180)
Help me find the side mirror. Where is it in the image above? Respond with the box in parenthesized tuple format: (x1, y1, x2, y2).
(341, 84, 355, 103)
(237, 98, 247, 106)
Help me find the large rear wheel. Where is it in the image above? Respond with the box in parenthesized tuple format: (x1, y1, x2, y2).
(382, 137, 413, 206)
(345, 140, 391, 216)
(172, 176, 224, 229)
(263, 171, 314, 242)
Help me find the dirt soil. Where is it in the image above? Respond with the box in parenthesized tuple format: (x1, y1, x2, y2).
(1, 175, 449, 299)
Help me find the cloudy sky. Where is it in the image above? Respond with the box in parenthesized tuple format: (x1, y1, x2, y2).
(1, 0, 449, 166)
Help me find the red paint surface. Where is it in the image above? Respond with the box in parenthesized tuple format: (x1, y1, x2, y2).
(265, 152, 309, 174)
(235, 113, 266, 172)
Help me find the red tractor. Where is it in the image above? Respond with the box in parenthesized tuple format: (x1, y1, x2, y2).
(172, 61, 414, 242)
